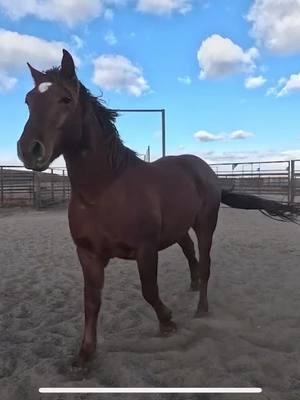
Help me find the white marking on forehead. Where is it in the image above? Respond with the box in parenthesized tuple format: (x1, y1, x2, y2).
(38, 82, 52, 93)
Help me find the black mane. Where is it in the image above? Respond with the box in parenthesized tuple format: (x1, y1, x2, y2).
(44, 67, 143, 171)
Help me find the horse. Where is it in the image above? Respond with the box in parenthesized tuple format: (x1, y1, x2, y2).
(17, 49, 299, 366)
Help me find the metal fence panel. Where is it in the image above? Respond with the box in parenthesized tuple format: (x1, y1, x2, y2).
(0, 166, 35, 207)
(210, 160, 291, 203)
(0, 159, 299, 208)
(291, 160, 300, 203)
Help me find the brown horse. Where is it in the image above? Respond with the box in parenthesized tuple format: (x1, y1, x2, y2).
(17, 49, 299, 366)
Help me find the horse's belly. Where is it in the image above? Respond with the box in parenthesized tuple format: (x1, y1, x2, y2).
(159, 194, 198, 243)
(102, 241, 136, 260)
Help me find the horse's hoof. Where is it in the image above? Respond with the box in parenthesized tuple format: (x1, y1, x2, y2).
(159, 320, 177, 337)
(71, 350, 94, 370)
(71, 358, 86, 372)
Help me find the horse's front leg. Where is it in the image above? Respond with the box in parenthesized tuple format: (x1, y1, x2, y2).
(73, 246, 107, 366)
(137, 243, 177, 336)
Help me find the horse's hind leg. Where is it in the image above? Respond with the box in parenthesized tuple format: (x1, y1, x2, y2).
(194, 209, 218, 317)
(137, 242, 177, 336)
(177, 232, 200, 291)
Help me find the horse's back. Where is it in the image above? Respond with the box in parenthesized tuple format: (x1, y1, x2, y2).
(151, 154, 221, 206)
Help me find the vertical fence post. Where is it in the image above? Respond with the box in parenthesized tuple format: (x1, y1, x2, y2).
(290, 160, 295, 204)
(288, 161, 291, 204)
(0, 166, 3, 207)
(34, 172, 41, 209)
(51, 169, 54, 203)
(62, 169, 66, 201)
(161, 109, 166, 157)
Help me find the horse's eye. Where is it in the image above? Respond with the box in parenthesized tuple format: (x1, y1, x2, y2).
(60, 96, 72, 104)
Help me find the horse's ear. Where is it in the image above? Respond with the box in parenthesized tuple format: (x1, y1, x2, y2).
(27, 63, 45, 86)
(61, 49, 76, 80)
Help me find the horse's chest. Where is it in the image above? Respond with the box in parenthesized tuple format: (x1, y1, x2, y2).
(68, 200, 137, 259)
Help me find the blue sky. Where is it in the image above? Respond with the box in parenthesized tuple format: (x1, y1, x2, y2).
(1, 0, 300, 165)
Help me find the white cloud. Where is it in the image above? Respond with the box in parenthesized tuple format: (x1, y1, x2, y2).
(0, 0, 103, 26)
(104, 30, 118, 46)
(72, 35, 84, 49)
(201, 150, 259, 163)
(266, 77, 286, 96)
(0, 29, 79, 92)
(105, 0, 128, 5)
(104, 8, 114, 20)
(194, 130, 224, 142)
(156, 148, 300, 164)
(177, 75, 192, 85)
(277, 73, 300, 97)
(201, 149, 300, 164)
(244, 75, 266, 89)
(197, 34, 259, 79)
(0, 0, 195, 23)
(178, 75, 191, 85)
(136, 0, 192, 15)
(0, 72, 17, 92)
(92, 54, 149, 96)
(0, 29, 76, 72)
(194, 129, 255, 142)
(280, 149, 300, 159)
(267, 74, 300, 97)
(229, 130, 255, 140)
(247, 0, 300, 54)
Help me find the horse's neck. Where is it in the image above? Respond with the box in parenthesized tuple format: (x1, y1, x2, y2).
(64, 111, 116, 200)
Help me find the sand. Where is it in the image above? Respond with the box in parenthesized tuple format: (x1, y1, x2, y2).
(0, 206, 299, 400)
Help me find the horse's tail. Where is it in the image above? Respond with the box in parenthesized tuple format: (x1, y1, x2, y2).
(221, 189, 300, 223)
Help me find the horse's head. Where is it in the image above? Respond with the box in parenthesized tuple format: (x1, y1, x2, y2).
(17, 49, 81, 171)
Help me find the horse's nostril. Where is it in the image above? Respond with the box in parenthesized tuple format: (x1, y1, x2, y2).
(31, 141, 45, 161)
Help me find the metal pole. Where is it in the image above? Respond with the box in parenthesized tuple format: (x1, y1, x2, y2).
(113, 108, 166, 158)
(288, 161, 291, 204)
(34, 172, 41, 209)
(290, 160, 295, 204)
(51, 169, 54, 203)
(161, 109, 166, 157)
(0, 166, 3, 207)
(63, 170, 66, 201)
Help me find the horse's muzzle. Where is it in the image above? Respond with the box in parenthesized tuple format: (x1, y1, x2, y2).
(17, 139, 49, 171)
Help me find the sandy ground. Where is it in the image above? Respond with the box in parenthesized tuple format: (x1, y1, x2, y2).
(0, 206, 299, 400)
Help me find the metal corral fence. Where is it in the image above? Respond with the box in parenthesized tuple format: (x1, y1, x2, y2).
(210, 160, 300, 204)
(1, 159, 300, 209)
(0, 148, 150, 208)
(0, 166, 70, 208)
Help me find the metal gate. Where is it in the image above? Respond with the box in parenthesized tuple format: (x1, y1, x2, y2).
(290, 160, 300, 204)
(34, 168, 71, 208)
(210, 160, 293, 203)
